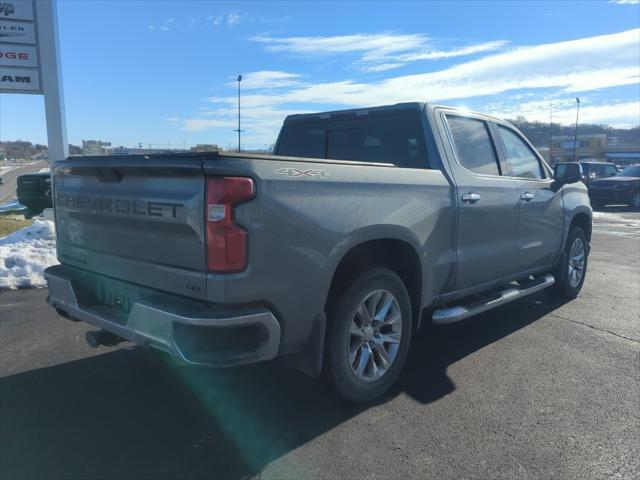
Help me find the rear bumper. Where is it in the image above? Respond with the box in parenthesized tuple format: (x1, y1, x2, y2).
(44, 265, 281, 367)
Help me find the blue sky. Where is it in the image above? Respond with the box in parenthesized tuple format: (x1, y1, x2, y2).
(1, 0, 639, 150)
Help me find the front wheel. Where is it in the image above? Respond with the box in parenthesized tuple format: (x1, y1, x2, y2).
(325, 267, 412, 404)
(549, 226, 588, 299)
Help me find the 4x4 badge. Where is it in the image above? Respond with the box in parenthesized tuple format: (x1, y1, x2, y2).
(275, 168, 330, 178)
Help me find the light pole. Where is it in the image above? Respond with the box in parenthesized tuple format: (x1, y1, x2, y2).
(235, 74, 244, 152)
(572, 97, 580, 162)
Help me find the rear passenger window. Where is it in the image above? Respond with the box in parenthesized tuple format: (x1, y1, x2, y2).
(327, 129, 361, 161)
(497, 126, 543, 179)
(326, 113, 427, 167)
(277, 124, 325, 159)
(275, 111, 428, 168)
(446, 115, 500, 176)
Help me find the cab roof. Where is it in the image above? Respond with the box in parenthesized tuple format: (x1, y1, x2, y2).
(282, 102, 510, 126)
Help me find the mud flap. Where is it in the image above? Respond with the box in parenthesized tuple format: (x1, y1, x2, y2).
(283, 312, 326, 378)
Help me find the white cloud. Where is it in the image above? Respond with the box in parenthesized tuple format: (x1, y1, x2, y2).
(251, 33, 508, 71)
(609, 0, 639, 4)
(180, 105, 315, 148)
(212, 29, 640, 108)
(182, 118, 234, 131)
(235, 71, 303, 89)
(226, 13, 241, 26)
(396, 40, 509, 62)
(173, 29, 640, 146)
(485, 99, 640, 128)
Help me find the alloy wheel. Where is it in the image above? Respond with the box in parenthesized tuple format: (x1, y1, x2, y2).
(348, 289, 402, 382)
(568, 237, 586, 288)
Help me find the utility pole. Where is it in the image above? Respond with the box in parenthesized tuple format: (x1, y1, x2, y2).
(549, 99, 553, 164)
(572, 97, 580, 162)
(235, 75, 244, 152)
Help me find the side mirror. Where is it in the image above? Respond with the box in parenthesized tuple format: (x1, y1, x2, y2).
(554, 162, 582, 184)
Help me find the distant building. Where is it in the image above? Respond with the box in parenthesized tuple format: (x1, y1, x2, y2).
(604, 147, 640, 166)
(82, 140, 111, 156)
(109, 146, 138, 156)
(549, 134, 640, 167)
(31, 152, 49, 161)
(550, 134, 607, 164)
(190, 144, 219, 152)
(0, 146, 6, 161)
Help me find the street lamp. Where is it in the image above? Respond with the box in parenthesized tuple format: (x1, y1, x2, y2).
(572, 97, 580, 162)
(235, 74, 244, 152)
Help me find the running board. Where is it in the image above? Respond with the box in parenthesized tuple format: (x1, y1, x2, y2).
(432, 274, 555, 325)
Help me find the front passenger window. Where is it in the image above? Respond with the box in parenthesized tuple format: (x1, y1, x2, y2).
(497, 126, 543, 179)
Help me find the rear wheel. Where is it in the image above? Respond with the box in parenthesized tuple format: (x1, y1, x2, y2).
(325, 267, 412, 404)
(549, 226, 588, 299)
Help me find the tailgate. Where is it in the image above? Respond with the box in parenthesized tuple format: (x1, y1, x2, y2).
(53, 157, 207, 299)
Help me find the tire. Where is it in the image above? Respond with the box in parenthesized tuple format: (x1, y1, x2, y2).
(590, 201, 604, 210)
(325, 267, 413, 404)
(630, 191, 640, 210)
(549, 226, 589, 299)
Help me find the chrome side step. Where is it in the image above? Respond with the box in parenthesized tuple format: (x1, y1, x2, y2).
(432, 274, 555, 325)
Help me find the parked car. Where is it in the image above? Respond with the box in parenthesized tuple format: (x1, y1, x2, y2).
(589, 164, 640, 209)
(16, 172, 52, 217)
(578, 160, 617, 189)
(44, 103, 592, 403)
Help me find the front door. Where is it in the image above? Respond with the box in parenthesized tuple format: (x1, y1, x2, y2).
(494, 124, 564, 271)
(440, 113, 521, 291)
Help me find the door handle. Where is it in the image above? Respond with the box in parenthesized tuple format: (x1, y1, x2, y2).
(461, 192, 481, 203)
(520, 192, 534, 201)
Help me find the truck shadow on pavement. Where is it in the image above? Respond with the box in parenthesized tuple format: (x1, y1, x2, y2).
(0, 293, 567, 480)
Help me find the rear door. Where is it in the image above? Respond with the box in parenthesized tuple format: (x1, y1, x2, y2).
(439, 112, 521, 291)
(493, 124, 563, 271)
(54, 157, 207, 299)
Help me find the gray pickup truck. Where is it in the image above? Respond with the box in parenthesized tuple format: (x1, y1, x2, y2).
(45, 103, 591, 403)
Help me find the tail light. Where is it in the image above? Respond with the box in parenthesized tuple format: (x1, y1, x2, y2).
(205, 176, 255, 272)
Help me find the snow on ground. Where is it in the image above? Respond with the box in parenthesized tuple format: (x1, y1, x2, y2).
(0, 220, 58, 289)
(592, 210, 640, 238)
(0, 200, 26, 213)
(0, 162, 38, 175)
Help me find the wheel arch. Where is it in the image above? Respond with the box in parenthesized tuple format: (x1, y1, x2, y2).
(570, 210, 592, 242)
(325, 235, 423, 332)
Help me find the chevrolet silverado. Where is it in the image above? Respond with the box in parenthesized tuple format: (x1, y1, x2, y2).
(45, 103, 592, 403)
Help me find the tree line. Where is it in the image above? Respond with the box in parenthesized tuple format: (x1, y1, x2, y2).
(0, 140, 81, 160)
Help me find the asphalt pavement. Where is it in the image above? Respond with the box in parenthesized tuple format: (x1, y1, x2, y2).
(0, 162, 48, 204)
(0, 211, 638, 480)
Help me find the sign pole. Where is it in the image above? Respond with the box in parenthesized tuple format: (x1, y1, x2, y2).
(36, 0, 67, 164)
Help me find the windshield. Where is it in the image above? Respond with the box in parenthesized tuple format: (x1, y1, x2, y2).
(617, 165, 640, 177)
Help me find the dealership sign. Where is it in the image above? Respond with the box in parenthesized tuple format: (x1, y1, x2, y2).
(0, 0, 41, 93)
